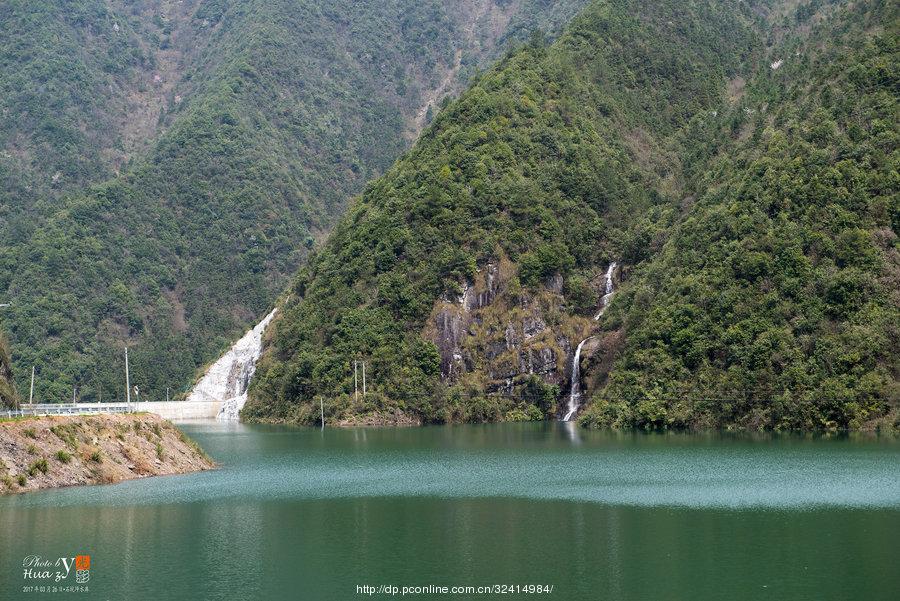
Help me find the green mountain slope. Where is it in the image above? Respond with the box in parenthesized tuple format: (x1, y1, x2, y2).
(582, 0, 899, 430)
(0, 331, 17, 409)
(245, 0, 767, 425)
(248, 0, 898, 431)
(1, 0, 158, 217)
(0, 0, 588, 402)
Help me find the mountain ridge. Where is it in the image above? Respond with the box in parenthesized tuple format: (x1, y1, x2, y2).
(246, 0, 898, 430)
(244, 0, 771, 425)
(1, 0, 588, 403)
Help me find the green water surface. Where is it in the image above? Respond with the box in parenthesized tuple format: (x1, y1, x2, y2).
(1, 422, 897, 600)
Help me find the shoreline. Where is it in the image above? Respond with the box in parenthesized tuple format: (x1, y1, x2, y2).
(240, 412, 899, 435)
(0, 414, 215, 495)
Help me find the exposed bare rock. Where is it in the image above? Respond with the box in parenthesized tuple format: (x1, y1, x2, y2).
(424, 254, 594, 396)
(582, 328, 626, 399)
(546, 274, 564, 294)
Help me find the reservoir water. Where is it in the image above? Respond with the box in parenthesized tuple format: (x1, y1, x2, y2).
(1, 422, 898, 600)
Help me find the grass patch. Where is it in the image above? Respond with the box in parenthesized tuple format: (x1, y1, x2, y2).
(17, 474, 26, 487)
(89, 450, 102, 463)
(176, 429, 213, 464)
(22, 427, 36, 439)
(55, 450, 72, 464)
(155, 442, 164, 460)
(0, 415, 37, 423)
(50, 424, 79, 451)
(26, 444, 37, 455)
(27, 458, 48, 476)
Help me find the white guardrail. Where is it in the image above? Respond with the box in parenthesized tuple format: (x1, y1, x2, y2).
(4, 403, 132, 419)
(4, 400, 223, 420)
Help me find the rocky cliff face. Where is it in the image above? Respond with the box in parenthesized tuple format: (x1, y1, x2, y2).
(425, 255, 615, 403)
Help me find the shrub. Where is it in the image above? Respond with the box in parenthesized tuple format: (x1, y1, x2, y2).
(27, 458, 48, 476)
(520, 375, 559, 417)
(50, 424, 79, 450)
(518, 243, 575, 287)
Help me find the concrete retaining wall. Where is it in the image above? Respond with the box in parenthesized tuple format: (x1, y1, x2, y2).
(132, 400, 222, 420)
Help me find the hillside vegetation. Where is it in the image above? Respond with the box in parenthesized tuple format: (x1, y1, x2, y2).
(0, 0, 586, 403)
(248, 0, 898, 431)
(1, 0, 158, 214)
(0, 331, 16, 409)
(582, 0, 899, 430)
(245, 0, 767, 425)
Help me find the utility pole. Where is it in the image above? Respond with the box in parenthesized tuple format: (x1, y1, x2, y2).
(166, 387, 170, 403)
(354, 360, 358, 404)
(72, 385, 76, 404)
(320, 397, 324, 429)
(29, 366, 34, 404)
(362, 361, 366, 397)
(125, 347, 131, 412)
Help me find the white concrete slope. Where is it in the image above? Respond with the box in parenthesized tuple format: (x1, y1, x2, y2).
(186, 309, 277, 421)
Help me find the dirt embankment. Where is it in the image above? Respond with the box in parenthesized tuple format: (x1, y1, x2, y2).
(0, 414, 214, 495)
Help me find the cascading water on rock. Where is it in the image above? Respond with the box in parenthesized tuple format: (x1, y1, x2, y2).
(594, 261, 617, 320)
(563, 338, 589, 422)
(186, 309, 277, 421)
(565, 262, 617, 421)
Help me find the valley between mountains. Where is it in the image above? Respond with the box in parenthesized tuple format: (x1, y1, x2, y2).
(2, 0, 898, 432)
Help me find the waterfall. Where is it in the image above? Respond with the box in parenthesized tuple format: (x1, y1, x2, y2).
(563, 261, 618, 421)
(563, 338, 589, 421)
(186, 308, 277, 421)
(594, 261, 617, 320)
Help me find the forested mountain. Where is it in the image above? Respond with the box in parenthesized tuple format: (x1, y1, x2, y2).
(246, 0, 898, 430)
(0, 329, 17, 409)
(582, 0, 899, 430)
(245, 0, 767, 424)
(2, 0, 161, 212)
(0, 0, 587, 402)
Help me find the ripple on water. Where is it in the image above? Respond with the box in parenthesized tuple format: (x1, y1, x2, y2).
(1, 423, 898, 510)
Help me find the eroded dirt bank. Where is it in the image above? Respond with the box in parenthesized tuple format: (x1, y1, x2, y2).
(0, 413, 214, 494)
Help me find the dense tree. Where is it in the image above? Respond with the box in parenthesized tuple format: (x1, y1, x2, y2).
(0, 328, 17, 409)
(0, 0, 587, 403)
(246, 0, 766, 425)
(581, 0, 899, 431)
(250, 0, 897, 431)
